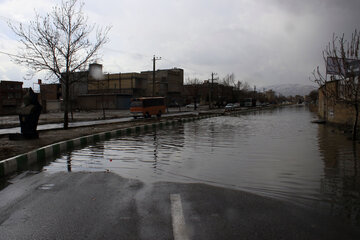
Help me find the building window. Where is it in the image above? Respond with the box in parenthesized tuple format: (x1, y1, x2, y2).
(8, 93, 15, 99)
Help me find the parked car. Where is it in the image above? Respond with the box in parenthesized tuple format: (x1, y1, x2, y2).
(186, 103, 195, 108)
(225, 103, 234, 111)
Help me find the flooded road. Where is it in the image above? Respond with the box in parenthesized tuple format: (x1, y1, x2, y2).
(44, 106, 360, 223)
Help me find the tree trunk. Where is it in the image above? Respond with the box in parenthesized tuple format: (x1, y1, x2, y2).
(353, 102, 359, 141)
(63, 76, 69, 129)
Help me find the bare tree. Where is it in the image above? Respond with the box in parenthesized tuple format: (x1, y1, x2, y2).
(186, 77, 202, 110)
(222, 73, 236, 87)
(8, 0, 110, 129)
(312, 30, 360, 140)
(235, 80, 251, 100)
(237, 80, 251, 92)
(307, 90, 318, 104)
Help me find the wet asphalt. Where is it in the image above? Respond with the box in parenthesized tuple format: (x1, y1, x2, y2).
(0, 172, 359, 240)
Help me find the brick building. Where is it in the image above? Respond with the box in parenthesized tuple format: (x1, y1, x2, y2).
(40, 84, 62, 100)
(265, 90, 276, 103)
(141, 68, 184, 105)
(0, 80, 23, 115)
(318, 80, 360, 127)
(65, 64, 184, 110)
(39, 83, 62, 112)
(87, 72, 147, 96)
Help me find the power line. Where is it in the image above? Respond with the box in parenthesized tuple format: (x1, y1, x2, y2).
(0, 50, 18, 58)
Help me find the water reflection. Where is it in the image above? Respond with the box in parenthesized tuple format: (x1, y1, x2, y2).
(153, 130, 158, 168)
(67, 154, 71, 172)
(43, 106, 360, 224)
(318, 125, 360, 223)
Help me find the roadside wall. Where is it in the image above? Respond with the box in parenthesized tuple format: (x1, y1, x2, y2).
(77, 95, 131, 110)
(45, 100, 61, 112)
(318, 81, 359, 127)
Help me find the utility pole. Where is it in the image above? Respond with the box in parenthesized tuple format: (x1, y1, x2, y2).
(152, 55, 161, 96)
(209, 72, 217, 109)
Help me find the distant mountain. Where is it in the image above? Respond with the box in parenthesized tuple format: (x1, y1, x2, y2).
(261, 84, 317, 97)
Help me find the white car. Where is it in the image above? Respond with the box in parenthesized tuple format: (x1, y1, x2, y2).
(225, 103, 234, 111)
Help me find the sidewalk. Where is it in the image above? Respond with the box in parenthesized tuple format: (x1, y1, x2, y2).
(0, 109, 136, 128)
(0, 106, 222, 128)
(0, 105, 224, 129)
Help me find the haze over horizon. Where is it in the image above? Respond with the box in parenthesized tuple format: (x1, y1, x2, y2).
(1, 0, 360, 89)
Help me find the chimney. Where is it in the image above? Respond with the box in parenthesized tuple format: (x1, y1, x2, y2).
(89, 63, 103, 80)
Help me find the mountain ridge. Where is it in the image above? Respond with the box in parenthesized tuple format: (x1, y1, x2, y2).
(261, 84, 317, 97)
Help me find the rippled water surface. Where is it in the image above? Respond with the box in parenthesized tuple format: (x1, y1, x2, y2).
(45, 106, 360, 222)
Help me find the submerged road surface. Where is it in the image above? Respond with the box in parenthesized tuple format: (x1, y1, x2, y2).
(0, 172, 359, 240)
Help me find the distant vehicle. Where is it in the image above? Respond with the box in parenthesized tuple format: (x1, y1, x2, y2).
(130, 97, 166, 118)
(186, 103, 195, 108)
(225, 103, 234, 111)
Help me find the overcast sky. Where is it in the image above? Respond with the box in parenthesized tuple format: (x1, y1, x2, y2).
(1, 0, 360, 89)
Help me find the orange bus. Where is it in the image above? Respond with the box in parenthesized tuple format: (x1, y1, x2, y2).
(130, 97, 166, 119)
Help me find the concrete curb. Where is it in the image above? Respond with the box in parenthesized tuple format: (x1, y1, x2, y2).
(0, 114, 223, 178)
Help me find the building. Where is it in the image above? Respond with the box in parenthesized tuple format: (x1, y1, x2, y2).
(87, 72, 147, 96)
(39, 83, 62, 112)
(141, 68, 184, 105)
(64, 64, 184, 110)
(265, 90, 276, 103)
(40, 83, 62, 101)
(0, 80, 23, 115)
(318, 80, 360, 127)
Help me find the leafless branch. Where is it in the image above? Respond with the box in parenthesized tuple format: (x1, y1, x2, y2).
(8, 0, 110, 129)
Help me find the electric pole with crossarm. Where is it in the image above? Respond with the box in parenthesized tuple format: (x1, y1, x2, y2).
(209, 72, 217, 109)
(152, 55, 161, 96)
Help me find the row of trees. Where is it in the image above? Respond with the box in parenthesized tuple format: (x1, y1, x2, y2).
(185, 75, 295, 108)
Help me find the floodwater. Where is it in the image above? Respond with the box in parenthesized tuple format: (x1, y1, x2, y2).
(44, 106, 360, 223)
